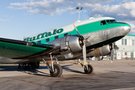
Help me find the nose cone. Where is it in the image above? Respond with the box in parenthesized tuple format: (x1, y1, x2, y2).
(121, 26, 131, 36)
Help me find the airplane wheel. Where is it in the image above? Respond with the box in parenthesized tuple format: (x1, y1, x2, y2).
(50, 64, 63, 77)
(84, 64, 93, 74)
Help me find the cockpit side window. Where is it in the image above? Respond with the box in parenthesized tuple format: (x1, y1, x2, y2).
(106, 20, 110, 23)
(101, 20, 106, 25)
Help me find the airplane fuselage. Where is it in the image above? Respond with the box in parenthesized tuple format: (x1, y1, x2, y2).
(23, 17, 130, 60)
(24, 17, 130, 44)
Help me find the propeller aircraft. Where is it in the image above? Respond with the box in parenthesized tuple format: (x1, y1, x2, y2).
(0, 17, 131, 77)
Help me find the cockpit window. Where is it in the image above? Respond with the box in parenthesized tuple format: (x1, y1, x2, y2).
(106, 19, 116, 24)
(106, 20, 110, 23)
(101, 20, 106, 25)
(110, 20, 116, 23)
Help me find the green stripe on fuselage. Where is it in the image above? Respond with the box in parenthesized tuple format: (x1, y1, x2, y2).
(31, 21, 130, 44)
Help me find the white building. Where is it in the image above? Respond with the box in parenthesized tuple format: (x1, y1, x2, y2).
(115, 34, 135, 60)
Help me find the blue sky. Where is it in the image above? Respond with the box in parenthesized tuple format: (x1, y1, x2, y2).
(0, 0, 135, 40)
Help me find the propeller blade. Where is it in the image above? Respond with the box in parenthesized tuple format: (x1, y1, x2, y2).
(86, 35, 93, 42)
(72, 23, 87, 66)
(72, 23, 89, 66)
(82, 41, 87, 65)
(72, 23, 81, 36)
(114, 43, 119, 50)
(110, 49, 114, 61)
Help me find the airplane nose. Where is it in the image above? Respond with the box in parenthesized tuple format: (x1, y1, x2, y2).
(121, 26, 131, 36)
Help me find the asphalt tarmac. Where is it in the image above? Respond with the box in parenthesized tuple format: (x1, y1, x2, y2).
(0, 60, 135, 90)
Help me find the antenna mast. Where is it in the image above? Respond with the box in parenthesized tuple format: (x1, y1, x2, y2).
(76, 7, 83, 20)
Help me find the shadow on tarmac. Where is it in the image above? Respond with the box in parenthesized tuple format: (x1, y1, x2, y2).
(62, 64, 84, 74)
(0, 65, 50, 77)
(0, 64, 84, 77)
(106, 70, 135, 74)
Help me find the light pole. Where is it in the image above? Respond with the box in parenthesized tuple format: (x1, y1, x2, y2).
(76, 7, 83, 20)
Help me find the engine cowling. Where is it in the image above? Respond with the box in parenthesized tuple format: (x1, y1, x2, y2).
(60, 35, 83, 52)
(87, 45, 111, 57)
(49, 35, 83, 59)
(99, 45, 111, 56)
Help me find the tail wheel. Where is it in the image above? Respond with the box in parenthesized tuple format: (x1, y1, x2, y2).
(50, 64, 63, 77)
(84, 64, 93, 74)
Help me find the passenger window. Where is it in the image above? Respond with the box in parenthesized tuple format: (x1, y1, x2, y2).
(46, 38, 50, 42)
(37, 41, 41, 44)
(101, 20, 106, 25)
(55, 36, 58, 39)
(64, 33, 68, 36)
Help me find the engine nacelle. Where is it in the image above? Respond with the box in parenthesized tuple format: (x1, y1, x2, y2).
(87, 45, 111, 57)
(60, 35, 83, 52)
(49, 35, 83, 59)
(99, 45, 111, 56)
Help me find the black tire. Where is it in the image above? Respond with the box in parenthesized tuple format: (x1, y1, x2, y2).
(84, 64, 93, 74)
(50, 64, 63, 77)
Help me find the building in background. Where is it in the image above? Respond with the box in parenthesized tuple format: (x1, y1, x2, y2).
(115, 34, 135, 60)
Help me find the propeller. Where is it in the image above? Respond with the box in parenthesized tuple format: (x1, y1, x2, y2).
(72, 23, 87, 66)
(72, 23, 119, 64)
(110, 43, 119, 62)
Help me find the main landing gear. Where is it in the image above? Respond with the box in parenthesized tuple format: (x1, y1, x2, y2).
(42, 55, 63, 77)
(81, 38, 94, 74)
(42, 54, 93, 77)
(42, 55, 93, 77)
(50, 64, 62, 77)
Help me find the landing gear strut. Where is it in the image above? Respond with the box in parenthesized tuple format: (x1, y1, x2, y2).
(42, 55, 63, 77)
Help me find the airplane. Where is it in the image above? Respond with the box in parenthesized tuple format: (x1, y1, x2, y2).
(0, 17, 131, 77)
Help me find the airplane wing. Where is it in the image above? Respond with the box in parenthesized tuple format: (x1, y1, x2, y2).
(0, 37, 54, 59)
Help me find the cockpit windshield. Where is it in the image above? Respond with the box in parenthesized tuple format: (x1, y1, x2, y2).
(101, 19, 117, 26)
(106, 19, 116, 24)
